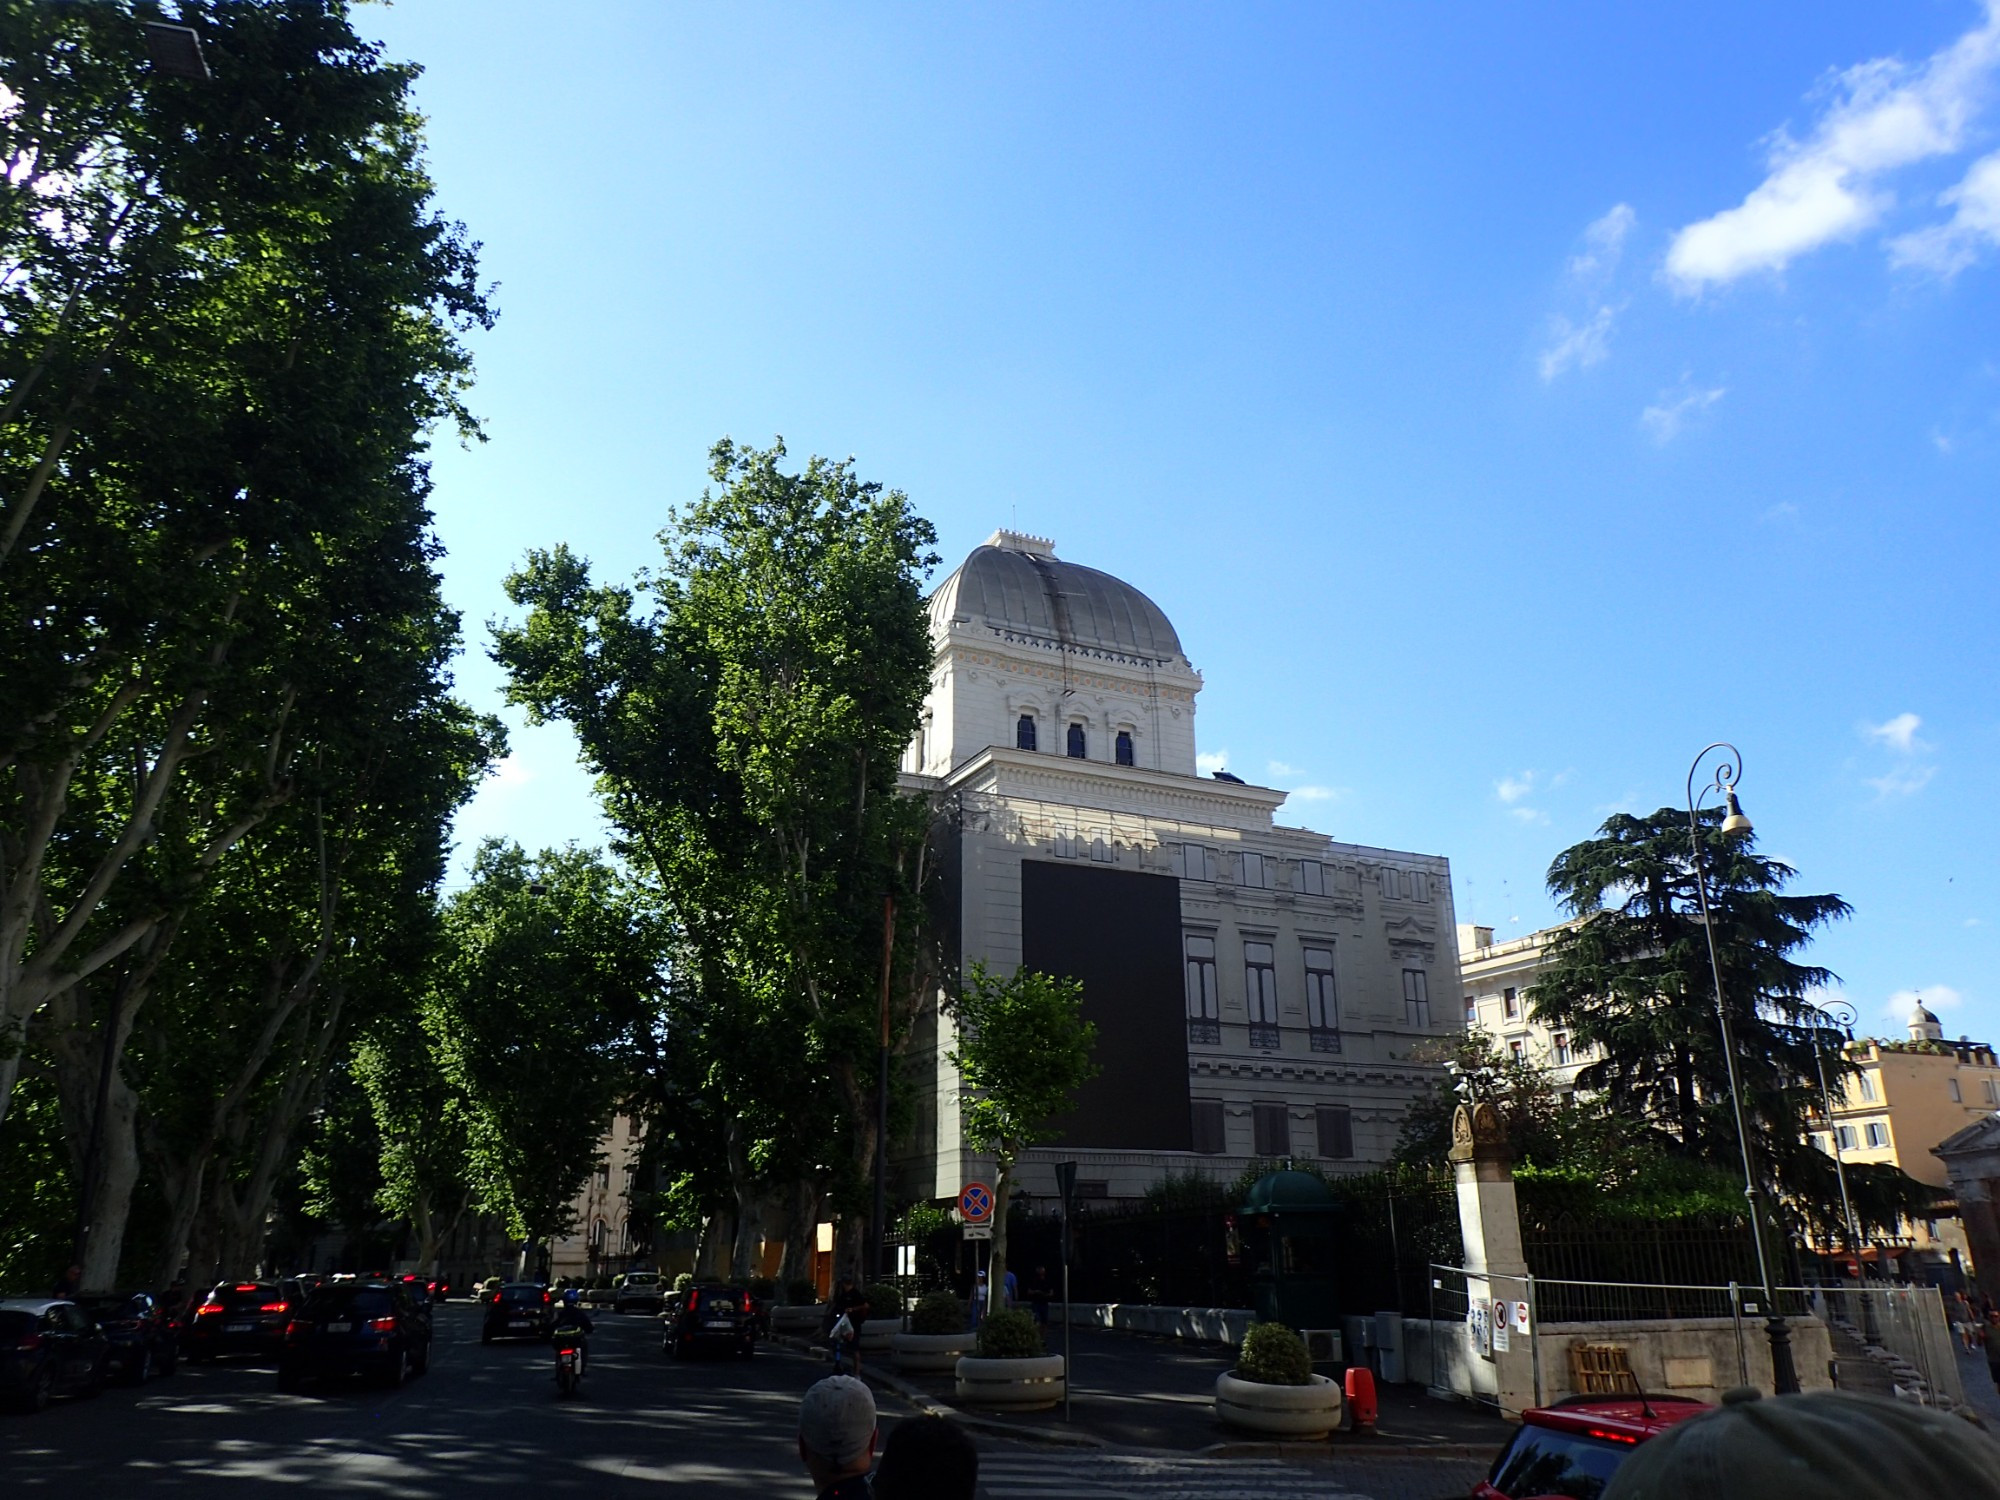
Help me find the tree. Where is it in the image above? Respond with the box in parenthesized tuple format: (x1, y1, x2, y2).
(428, 842, 665, 1272)
(948, 963, 1098, 1316)
(493, 438, 944, 1279)
(1532, 807, 1853, 1214)
(1392, 1032, 1568, 1167)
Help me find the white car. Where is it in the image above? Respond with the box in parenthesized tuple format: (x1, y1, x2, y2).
(613, 1273, 664, 1313)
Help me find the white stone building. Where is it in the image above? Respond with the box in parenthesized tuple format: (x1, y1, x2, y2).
(1458, 923, 1594, 1096)
(894, 531, 1460, 1204)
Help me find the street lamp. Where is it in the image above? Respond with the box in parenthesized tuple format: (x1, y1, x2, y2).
(1807, 997, 1879, 1341)
(1685, 742, 1800, 1394)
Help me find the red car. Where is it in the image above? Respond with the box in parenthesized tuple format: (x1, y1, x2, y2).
(1475, 1394, 1711, 1500)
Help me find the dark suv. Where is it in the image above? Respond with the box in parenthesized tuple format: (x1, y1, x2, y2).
(72, 1291, 178, 1383)
(481, 1282, 554, 1343)
(183, 1282, 293, 1362)
(0, 1300, 107, 1412)
(1475, 1394, 1711, 1500)
(279, 1279, 432, 1390)
(663, 1283, 756, 1360)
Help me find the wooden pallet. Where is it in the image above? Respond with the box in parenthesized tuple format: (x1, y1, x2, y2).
(1570, 1341, 1641, 1395)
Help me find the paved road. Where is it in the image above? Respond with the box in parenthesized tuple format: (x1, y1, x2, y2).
(3, 1303, 1486, 1498)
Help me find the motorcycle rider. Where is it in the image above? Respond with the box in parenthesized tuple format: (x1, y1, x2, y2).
(551, 1287, 595, 1375)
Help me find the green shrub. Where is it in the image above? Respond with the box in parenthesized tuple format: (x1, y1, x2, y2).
(1235, 1322, 1313, 1386)
(673, 1272, 694, 1294)
(976, 1309, 1044, 1359)
(863, 1282, 904, 1318)
(910, 1291, 966, 1335)
(786, 1278, 820, 1305)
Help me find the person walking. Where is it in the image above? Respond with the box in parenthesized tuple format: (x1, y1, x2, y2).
(874, 1415, 978, 1500)
(1025, 1265, 1053, 1328)
(797, 1375, 878, 1499)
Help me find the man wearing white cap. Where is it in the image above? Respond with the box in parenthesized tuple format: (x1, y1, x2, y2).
(797, 1374, 878, 1498)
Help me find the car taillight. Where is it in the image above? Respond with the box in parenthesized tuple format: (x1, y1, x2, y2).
(687, 1291, 699, 1311)
(15, 1333, 40, 1351)
(286, 1319, 309, 1340)
(366, 1317, 396, 1333)
(741, 1295, 754, 1315)
(542, 1291, 551, 1304)
(261, 1301, 289, 1313)
(1584, 1426, 1641, 1445)
(197, 1304, 223, 1317)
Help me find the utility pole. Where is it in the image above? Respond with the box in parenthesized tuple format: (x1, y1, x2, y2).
(872, 893, 895, 1281)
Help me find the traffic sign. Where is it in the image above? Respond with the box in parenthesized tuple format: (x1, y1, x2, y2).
(964, 1223, 993, 1241)
(959, 1181, 994, 1224)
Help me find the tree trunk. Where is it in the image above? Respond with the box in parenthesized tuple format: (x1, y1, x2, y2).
(778, 1178, 820, 1286)
(987, 1149, 1016, 1318)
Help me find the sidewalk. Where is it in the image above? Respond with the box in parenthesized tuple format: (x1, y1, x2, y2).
(850, 1323, 1511, 1458)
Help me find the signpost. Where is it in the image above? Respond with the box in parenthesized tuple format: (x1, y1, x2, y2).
(960, 1181, 994, 1311)
(1056, 1160, 1078, 1422)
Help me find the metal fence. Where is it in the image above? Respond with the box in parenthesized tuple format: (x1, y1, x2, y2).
(1816, 1282, 1967, 1409)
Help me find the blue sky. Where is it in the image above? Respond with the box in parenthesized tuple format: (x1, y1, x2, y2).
(368, 2, 2000, 1044)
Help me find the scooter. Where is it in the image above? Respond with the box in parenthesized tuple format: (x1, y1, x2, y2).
(554, 1338, 582, 1398)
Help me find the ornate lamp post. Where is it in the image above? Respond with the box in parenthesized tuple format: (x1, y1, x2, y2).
(1685, 743, 1800, 1394)
(1808, 999, 1864, 1263)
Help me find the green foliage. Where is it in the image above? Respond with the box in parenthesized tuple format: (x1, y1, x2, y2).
(1534, 807, 1853, 1215)
(1236, 1322, 1314, 1385)
(975, 1309, 1044, 1359)
(949, 964, 1099, 1163)
(1144, 1170, 1230, 1211)
(674, 1272, 694, 1294)
(1393, 1032, 1569, 1166)
(911, 1291, 966, 1335)
(0, 1064, 74, 1293)
(863, 1282, 904, 1318)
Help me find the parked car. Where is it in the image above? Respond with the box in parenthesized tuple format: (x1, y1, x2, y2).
(481, 1282, 554, 1344)
(278, 1278, 432, 1391)
(663, 1283, 756, 1360)
(71, 1291, 178, 1383)
(182, 1281, 293, 1363)
(614, 1272, 664, 1314)
(1474, 1394, 1711, 1500)
(0, 1299, 109, 1412)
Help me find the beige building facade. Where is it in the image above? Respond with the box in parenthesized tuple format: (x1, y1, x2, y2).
(895, 532, 1461, 1204)
(1457, 922, 1592, 1095)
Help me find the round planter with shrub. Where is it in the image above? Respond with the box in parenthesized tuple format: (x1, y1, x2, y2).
(859, 1282, 906, 1352)
(1213, 1322, 1341, 1438)
(894, 1292, 974, 1372)
(955, 1309, 1065, 1410)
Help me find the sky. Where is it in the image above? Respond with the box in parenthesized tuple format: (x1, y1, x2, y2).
(365, 1, 2000, 1045)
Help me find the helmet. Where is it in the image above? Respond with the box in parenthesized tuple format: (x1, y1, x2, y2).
(563, 1288, 580, 1305)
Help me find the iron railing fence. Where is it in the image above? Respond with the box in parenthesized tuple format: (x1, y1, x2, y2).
(1521, 1210, 1807, 1301)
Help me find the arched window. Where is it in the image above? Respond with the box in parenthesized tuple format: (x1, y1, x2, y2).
(1016, 714, 1037, 752)
(1066, 723, 1087, 759)
(1115, 730, 1135, 766)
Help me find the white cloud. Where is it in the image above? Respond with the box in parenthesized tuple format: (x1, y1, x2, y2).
(1760, 501, 1802, 523)
(1863, 711, 1926, 752)
(1886, 984, 1964, 1023)
(1568, 203, 1637, 282)
(1641, 384, 1727, 443)
(1289, 784, 1348, 803)
(1196, 749, 1230, 776)
(1539, 306, 1619, 381)
(1495, 772, 1535, 804)
(1867, 764, 1937, 798)
(489, 756, 533, 789)
(1666, 5, 2000, 290)
(1508, 806, 1549, 825)
(1890, 146, 2000, 273)
(1266, 759, 1298, 778)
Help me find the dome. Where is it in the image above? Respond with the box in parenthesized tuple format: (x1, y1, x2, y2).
(1239, 1169, 1336, 1215)
(929, 531, 1185, 663)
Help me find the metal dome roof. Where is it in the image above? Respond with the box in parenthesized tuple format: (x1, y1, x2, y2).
(929, 531, 1185, 662)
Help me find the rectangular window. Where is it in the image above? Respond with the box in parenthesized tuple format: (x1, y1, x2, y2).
(1865, 1121, 1889, 1149)
(1950, 1078, 1962, 1103)
(1191, 1100, 1226, 1155)
(1858, 1072, 1877, 1102)
(1089, 835, 1111, 863)
(1409, 871, 1430, 902)
(1304, 947, 1340, 1053)
(1242, 852, 1271, 888)
(1252, 1102, 1290, 1158)
(1553, 1033, 1571, 1066)
(1987, 1079, 1999, 1105)
(1509, 1040, 1525, 1064)
(1316, 1105, 1354, 1160)
(1299, 860, 1327, 897)
(1184, 934, 1220, 1045)
(1464, 994, 1477, 1023)
(1402, 968, 1431, 1028)
(1503, 986, 1520, 1020)
(1835, 1124, 1859, 1151)
(1378, 868, 1401, 901)
(1172, 844, 1216, 881)
(1245, 941, 1279, 1048)
(1053, 831, 1078, 858)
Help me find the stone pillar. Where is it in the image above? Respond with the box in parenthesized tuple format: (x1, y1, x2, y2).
(1451, 1103, 1538, 1417)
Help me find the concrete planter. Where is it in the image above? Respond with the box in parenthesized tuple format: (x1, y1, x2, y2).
(770, 1305, 825, 1337)
(893, 1330, 976, 1372)
(955, 1353, 1066, 1410)
(1213, 1370, 1342, 1438)
(858, 1316, 904, 1353)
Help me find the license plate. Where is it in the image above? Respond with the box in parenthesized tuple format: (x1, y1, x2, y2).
(226, 1322, 253, 1334)
(704, 1320, 733, 1330)
(511, 1320, 532, 1328)
(327, 1321, 351, 1333)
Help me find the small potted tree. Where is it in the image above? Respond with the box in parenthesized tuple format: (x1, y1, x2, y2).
(1213, 1322, 1342, 1437)
(955, 1308, 1065, 1409)
(859, 1281, 906, 1355)
(893, 1291, 974, 1372)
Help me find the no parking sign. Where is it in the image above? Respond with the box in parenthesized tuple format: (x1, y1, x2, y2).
(959, 1180, 993, 1225)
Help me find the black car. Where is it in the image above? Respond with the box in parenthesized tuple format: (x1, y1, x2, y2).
(663, 1283, 756, 1360)
(480, 1282, 554, 1343)
(71, 1291, 178, 1383)
(0, 1299, 108, 1412)
(278, 1280, 432, 1390)
(183, 1281, 293, 1362)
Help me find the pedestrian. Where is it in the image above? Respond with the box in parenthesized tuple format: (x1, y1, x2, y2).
(1600, 1386, 2000, 1500)
(797, 1374, 877, 1499)
(1025, 1264, 1053, 1328)
(828, 1277, 871, 1377)
(52, 1264, 82, 1299)
(1002, 1266, 1018, 1310)
(874, 1415, 978, 1500)
(970, 1269, 988, 1328)
(1951, 1292, 1977, 1353)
